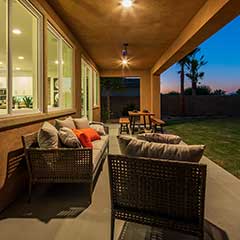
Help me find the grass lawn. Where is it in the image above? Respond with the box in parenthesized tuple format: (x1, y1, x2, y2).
(166, 117, 240, 179)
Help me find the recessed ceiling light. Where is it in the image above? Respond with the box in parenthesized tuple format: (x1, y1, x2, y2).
(15, 67, 21, 70)
(122, 0, 133, 8)
(18, 56, 24, 60)
(54, 60, 64, 64)
(12, 29, 22, 35)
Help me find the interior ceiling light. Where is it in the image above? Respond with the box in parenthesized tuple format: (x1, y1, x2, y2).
(18, 56, 24, 60)
(122, 0, 133, 8)
(12, 29, 22, 35)
(0, 62, 2, 65)
(15, 67, 21, 70)
(55, 60, 64, 64)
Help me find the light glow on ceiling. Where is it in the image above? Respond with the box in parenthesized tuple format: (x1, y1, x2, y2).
(15, 67, 21, 70)
(18, 56, 24, 60)
(12, 29, 22, 35)
(122, 0, 133, 8)
(0, 62, 2, 65)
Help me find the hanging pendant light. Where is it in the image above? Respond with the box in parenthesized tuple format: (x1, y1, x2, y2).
(122, 43, 129, 66)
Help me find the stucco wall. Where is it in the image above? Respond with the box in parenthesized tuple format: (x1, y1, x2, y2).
(0, 0, 100, 212)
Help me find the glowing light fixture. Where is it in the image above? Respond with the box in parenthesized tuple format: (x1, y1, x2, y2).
(18, 56, 24, 60)
(122, 58, 128, 65)
(121, 43, 129, 66)
(15, 67, 21, 70)
(122, 0, 133, 8)
(54, 60, 64, 64)
(12, 29, 22, 35)
(0, 62, 2, 65)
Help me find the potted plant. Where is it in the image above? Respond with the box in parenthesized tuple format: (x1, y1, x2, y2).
(23, 96, 33, 108)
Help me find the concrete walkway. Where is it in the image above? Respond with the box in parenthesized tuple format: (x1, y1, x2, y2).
(0, 124, 239, 240)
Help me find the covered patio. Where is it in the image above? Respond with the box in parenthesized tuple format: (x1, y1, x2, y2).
(0, 0, 240, 239)
(0, 125, 239, 239)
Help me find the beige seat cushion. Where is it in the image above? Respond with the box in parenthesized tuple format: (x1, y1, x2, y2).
(137, 133, 181, 144)
(125, 139, 205, 162)
(93, 149, 102, 171)
(55, 116, 75, 130)
(92, 135, 109, 153)
(38, 122, 59, 148)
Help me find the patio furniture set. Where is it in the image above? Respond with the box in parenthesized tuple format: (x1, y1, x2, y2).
(119, 110, 166, 135)
(22, 116, 207, 240)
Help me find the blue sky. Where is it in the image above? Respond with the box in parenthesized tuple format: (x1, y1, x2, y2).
(161, 16, 240, 94)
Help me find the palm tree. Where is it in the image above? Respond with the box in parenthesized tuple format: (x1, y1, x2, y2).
(185, 48, 207, 96)
(177, 48, 200, 114)
(212, 89, 226, 96)
(100, 77, 122, 120)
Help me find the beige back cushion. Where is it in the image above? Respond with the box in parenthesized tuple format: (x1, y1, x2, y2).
(126, 139, 205, 162)
(55, 116, 75, 130)
(137, 133, 181, 144)
(117, 135, 136, 155)
(90, 124, 106, 136)
(38, 122, 59, 148)
(58, 127, 81, 148)
(74, 117, 90, 129)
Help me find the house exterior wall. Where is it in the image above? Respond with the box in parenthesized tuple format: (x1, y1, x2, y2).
(0, 0, 100, 212)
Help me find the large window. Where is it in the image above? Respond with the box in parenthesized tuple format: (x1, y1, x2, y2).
(0, 0, 41, 116)
(0, 0, 7, 115)
(47, 26, 73, 110)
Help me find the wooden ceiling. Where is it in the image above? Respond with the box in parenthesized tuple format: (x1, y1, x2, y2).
(48, 0, 207, 70)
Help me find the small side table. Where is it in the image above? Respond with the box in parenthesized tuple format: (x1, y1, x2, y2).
(119, 117, 130, 134)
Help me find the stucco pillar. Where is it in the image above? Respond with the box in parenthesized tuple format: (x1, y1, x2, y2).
(140, 71, 151, 112)
(150, 74, 160, 118)
(140, 71, 160, 118)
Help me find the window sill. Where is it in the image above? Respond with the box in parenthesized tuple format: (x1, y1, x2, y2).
(0, 109, 76, 131)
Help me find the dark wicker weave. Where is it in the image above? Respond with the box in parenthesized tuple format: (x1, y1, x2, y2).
(22, 126, 109, 203)
(108, 154, 207, 240)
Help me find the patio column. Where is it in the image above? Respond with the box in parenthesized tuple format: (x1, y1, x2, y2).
(150, 74, 160, 118)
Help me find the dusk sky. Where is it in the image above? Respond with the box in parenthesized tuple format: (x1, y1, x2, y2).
(161, 16, 240, 94)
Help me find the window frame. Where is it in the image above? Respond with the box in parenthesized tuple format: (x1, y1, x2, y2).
(47, 23, 74, 112)
(0, 0, 43, 118)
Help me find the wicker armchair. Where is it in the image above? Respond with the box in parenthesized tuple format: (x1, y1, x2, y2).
(108, 154, 207, 240)
(22, 125, 109, 203)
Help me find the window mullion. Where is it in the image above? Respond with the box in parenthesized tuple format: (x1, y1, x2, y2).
(59, 38, 63, 109)
(7, 0, 13, 114)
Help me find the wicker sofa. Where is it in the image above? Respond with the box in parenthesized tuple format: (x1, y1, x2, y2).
(108, 154, 207, 240)
(22, 123, 109, 203)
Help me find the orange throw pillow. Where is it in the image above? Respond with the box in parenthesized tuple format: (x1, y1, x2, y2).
(80, 128, 101, 141)
(72, 129, 93, 148)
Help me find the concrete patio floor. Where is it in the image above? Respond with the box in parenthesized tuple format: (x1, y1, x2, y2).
(0, 124, 239, 240)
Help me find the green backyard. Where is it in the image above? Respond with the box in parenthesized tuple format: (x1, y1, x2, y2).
(166, 117, 240, 179)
